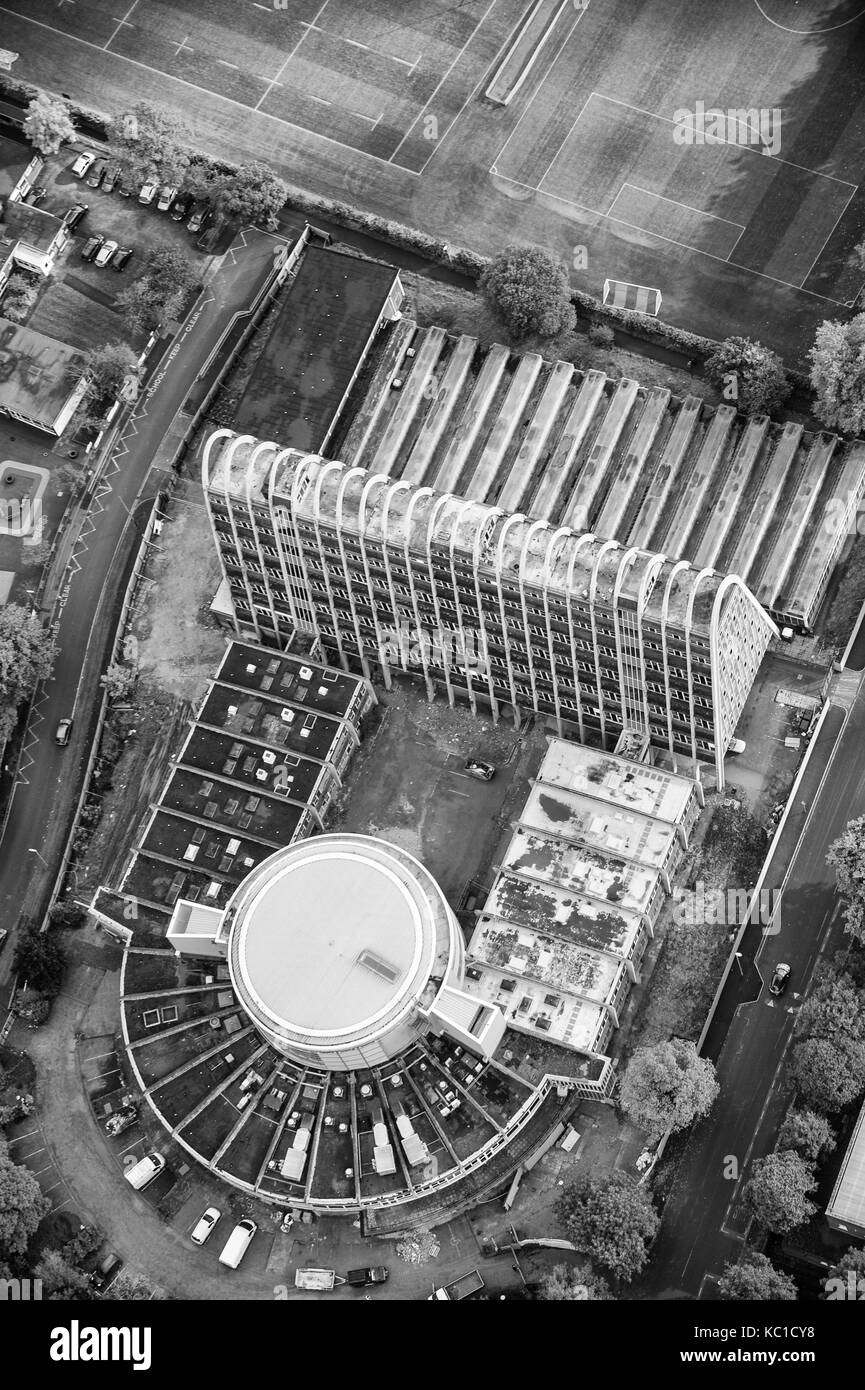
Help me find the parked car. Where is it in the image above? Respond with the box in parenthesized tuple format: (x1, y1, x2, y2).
(63, 203, 88, 232)
(170, 192, 192, 222)
(157, 184, 178, 212)
(70, 150, 95, 178)
(55, 717, 73, 745)
(90, 1252, 123, 1292)
(86, 159, 106, 189)
(0, 927, 8, 954)
(187, 201, 209, 234)
(219, 1218, 256, 1269)
(464, 758, 496, 781)
(105, 1106, 137, 1137)
(111, 245, 133, 272)
(769, 962, 791, 996)
(27, 185, 46, 206)
(94, 239, 118, 268)
(728, 737, 747, 754)
(138, 181, 158, 206)
(80, 234, 104, 262)
(119, 172, 136, 197)
(190, 1206, 221, 1246)
(347, 1266, 389, 1287)
(124, 1151, 165, 1190)
(101, 164, 120, 194)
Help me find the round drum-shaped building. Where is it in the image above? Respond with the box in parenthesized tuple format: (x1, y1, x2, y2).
(224, 833, 464, 1069)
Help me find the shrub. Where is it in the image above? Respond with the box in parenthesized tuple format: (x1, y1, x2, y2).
(480, 244, 576, 340)
(588, 323, 615, 348)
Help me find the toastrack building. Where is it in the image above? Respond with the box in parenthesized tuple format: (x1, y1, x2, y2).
(202, 431, 775, 788)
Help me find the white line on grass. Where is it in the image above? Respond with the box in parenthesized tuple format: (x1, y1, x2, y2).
(104, 0, 138, 51)
(255, 0, 329, 111)
(535, 92, 593, 191)
(0, 4, 423, 177)
(610, 182, 746, 232)
(389, 0, 498, 163)
(304, 25, 416, 70)
(797, 181, 859, 290)
(489, 168, 855, 307)
(173, 34, 193, 58)
(491, 2, 589, 174)
(217, 59, 239, 69)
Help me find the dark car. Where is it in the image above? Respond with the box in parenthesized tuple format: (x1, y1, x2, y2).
(186, 201, 209, 234)
(111, 245, 133, 272)
(90, 1252, 123, 1293)
(27, 185, 46, 206)
(347, 1266, 389, 1287)
(769, 962, 791, 996)
(119, 172, 136, 198)
(55, 717, 73, 746)
(101, 164, 120, 194)
(170, 193, 192, 222)
(86, 159, 106, 189)
(464, 758, 496, 782)
(80, 234, 104, 262)
(63, 203, 88, 232)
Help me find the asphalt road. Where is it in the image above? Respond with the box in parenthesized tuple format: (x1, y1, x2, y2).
(644, 685, 861, 1299)
(0, 230, 280, 1005)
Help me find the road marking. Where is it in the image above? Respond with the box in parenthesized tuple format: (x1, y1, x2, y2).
(217, 59, 239, 69)
(451, 790, 470, 798)
(105, 0, 138, 50)
(174, 34, 193, 57)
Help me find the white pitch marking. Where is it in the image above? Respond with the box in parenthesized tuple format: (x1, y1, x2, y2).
(105, 0, 138, 50)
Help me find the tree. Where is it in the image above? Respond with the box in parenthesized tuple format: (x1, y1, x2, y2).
(100, 663, 135, 701)
(828, 819, 865, 945)
(619, 1038, 718, 1138)
(117, 241, 197, 335)
(809, 314, 865, 433)
(824, 1246, 865, 1299)
(0, 1140, 50, 1257)
(556, 1171, 659, 1283)
(23, 93, 76, 155)
(182, 157, 221, 205)
(480, 245, 576, 341)
(48, 902, 87, 930)
(789, 1034, 865, 1113)
(717, 1251, 797, 1300)
(213, 161, 287, 229)
(82, 341, 139, 420)
(2, 272, 39, 324)
(105, 1273, 165, 1300)
(33, 1249, 93, 1300)
(0, 1089, 35, 1126)
(704, 336, 791, 416)
(743, 1150, 817, 1233)
(107, 102, 190, 186)
(536, 1261, 613, 1300)
(12, 926, 67, 998)
(797, 972, 865, 1044)
(0, 605, 57, 746)
(62, 1223, 103, 1267)
(777, 1106, 836, 1163)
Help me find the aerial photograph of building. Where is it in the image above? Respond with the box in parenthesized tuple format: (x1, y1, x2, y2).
(0, 0, 864, 1361)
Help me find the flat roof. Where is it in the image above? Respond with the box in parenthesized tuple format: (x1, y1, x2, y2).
(521, 781, 677, 869)
(481, 870, 643, 958)
(501, 825, 658, 919)
(234, 245, 399, 452)
(536, 740, 695, 824)
(215, 642, 367, 720)
(468, 916, 620, 1005)
(0, 316, 84, 428)
(3, 199, 63, 251)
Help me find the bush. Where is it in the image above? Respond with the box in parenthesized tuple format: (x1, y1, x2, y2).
(12, 927, 67, 999)
(479, 244, 576, 340)
(588, 323, 615, 348)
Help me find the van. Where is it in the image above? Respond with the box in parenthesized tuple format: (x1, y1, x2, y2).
(219, 1218, 257, 1269)
(123, 1151, 165, 1190)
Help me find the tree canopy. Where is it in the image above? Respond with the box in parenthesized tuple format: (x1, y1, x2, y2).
(213, 161, 287, 228)
(827, 818, 865, 945)
(12, 925, 67, 998)
(536, 1261, 614, 1301)
(717, 1251, 797, 1300)
(82, 341, 140, 422)
(704, 336, 791, 416)
(117, 241, 198, 336)
(789, 1034, 865, 1113)
(0, 1140, 50, 1258)
(777, 1106, 836, 1164)
(556, 1171, 659, 1283)
(809, 314, 865, 434)
(743, 1150, 817, 1233)
(480, 245, 576, 341)
(23, 93, 76, 155)
(619, 1038, 718, 1138)
(107, 101, 190, 186)
(0, 606, 57, 747)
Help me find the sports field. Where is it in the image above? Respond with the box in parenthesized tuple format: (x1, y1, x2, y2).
(4, 0, 865, 351)
(0, 0, 517, 174)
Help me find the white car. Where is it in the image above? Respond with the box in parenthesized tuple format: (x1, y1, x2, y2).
(157, 184, 178, 212)
(94, 239, 119, 268)
(70, 150, 95, 178)
(190, 1206, 221, 1246)
(138, 181, 158, 205)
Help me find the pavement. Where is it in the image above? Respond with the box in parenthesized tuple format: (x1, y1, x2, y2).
(642, 669, 863, 1299)
(0, 226, 284, 1004)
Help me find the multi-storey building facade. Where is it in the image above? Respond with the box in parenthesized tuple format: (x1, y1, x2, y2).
(202, 431, 776, 787)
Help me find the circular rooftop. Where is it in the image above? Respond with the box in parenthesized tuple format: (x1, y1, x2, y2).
(226, 834, 460, 1063)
